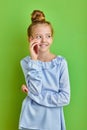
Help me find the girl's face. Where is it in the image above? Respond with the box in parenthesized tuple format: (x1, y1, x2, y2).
(29, 24, 53, 53)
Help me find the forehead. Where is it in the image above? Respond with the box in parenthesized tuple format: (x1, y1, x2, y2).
(32, 24, 52, 35)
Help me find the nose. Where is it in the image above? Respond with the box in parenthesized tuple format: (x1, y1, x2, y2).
(41, 36, 46, 42)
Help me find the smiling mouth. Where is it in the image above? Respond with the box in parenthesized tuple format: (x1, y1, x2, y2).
(39, 43, 48, 47)
(40, 44, 47, 46)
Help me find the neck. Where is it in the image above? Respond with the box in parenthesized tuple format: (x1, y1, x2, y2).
(38, 51, 55, 62)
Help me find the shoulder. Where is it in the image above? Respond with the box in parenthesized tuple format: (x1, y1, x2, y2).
(57, 56, 69, 74)
(56, 55, 69, 71)
(20, 56, 30, 67)
(56, 55, 68, 65)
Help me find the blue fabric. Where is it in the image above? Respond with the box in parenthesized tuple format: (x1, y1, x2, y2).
(19, 56, 70, 130)
(20, 128, 39, 130)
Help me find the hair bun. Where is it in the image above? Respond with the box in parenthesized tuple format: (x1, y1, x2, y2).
(31, 10, 45, 23)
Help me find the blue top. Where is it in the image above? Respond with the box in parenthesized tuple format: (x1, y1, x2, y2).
(19, 55, 70, 130)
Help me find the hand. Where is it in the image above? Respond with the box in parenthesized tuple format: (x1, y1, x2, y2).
(29, 38, 40, 60)
(21, 84, 28, 93)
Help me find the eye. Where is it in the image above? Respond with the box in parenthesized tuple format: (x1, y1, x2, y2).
(46, 35, 52, 39)
(36, 35, 42, 39)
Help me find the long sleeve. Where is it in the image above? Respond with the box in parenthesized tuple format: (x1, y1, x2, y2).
(20, 56, 70, 108)
(20, 58, 42, 95)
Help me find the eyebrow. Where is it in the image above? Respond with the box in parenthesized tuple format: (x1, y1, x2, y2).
(34, 33, 52, 35)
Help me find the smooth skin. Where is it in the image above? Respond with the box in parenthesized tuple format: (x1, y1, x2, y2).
(21, 23, 56, 93)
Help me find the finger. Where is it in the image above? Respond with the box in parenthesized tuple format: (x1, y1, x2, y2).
(30, 42, 39, 50)
(30, 42, 38, 47)
(22, 87, 28, 93)
(21, 84, 26, 89)
(25, 87, 28, 92)
(24, 89, 28, 93)
(21, 84, 27, 91)
(30, 39, 40, 47)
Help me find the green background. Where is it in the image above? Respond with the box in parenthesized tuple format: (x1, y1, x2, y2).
(0, 0, 87, 130)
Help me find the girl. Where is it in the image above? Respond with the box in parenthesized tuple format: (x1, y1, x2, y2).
(19, 10, 70, 130)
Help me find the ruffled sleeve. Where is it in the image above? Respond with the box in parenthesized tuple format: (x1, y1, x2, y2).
(20, 57, 42, 96)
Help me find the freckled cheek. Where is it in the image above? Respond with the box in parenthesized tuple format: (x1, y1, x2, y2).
(49, 39, 53, 44)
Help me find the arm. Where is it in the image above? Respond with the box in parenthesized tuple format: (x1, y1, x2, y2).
(21, 57, 70, 108)
(21, 57, 42, 96)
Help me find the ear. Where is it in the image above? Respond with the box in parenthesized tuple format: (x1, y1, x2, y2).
(28, 36, 33, 43)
